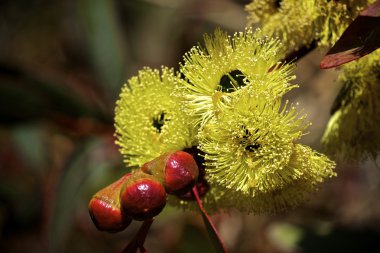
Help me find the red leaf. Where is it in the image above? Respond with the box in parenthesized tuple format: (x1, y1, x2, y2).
(320, 0, 380, 69)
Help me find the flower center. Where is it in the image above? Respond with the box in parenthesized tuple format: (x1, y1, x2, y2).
(152, 112, 166, 133)
(241, 128, 261, 152)
(219, 70, 246, 93)
(274, 0, 281, 8)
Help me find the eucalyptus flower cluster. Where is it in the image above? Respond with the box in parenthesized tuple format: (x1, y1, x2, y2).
(114, 28, 336, 214)
(246, 0, 375, 50)
(322, 50, 380, 161)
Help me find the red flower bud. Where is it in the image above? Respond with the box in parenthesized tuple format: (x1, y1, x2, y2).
(174, 148, 210, 200)
(120, 173, 166, 221)
(89, 174, 132, 232)
(165, 151, 199, 194)
(141, 151, 199, 194)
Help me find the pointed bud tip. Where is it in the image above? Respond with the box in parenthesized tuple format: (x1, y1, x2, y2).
(88, 173, 133, 232)
(88, 197, 132, 233)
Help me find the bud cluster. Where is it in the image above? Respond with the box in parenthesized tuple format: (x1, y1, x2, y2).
(88, 150, 201, 232)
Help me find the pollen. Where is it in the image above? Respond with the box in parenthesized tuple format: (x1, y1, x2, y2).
(114, 67, 197, 168)
(176, 27, 296, 127)
(322, 49, 380, 161)
(245, 0, 375, 50)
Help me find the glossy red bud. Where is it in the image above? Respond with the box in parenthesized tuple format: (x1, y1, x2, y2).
(141, 151, 199, 194)
(89, 173, 132, 232)
(120, 173, 166, 221)
(165, 151, 199, 194)
(175, 148, 210, 200)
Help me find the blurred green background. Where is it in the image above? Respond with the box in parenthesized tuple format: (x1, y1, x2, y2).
(1, 0, 380, 252)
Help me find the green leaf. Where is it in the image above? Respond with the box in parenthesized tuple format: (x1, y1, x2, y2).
(47, 138, 117, 253)
(199, 211, 226, 253)
(12, 124, 46, 175)
(177, 224, 215, 253)
(78, 0, 127, 100)
(0, 65, 111, 126)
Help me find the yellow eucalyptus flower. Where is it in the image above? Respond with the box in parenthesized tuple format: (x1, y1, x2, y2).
(246, 0, 375, 49)
(316, 0, 374, 46)
(198, 92, 335, 200)
(177, 27, 296, 127)
(113, 28, 337, 215)
(246, 0, 317, 50)
(170, 144, 335, 214)
(114, 67, 196, 168)
(322, 50, 380, 161)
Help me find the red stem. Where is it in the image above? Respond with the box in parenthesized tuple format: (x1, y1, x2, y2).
(192, 186, 227, 253)
(122, 219, 154, 253)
